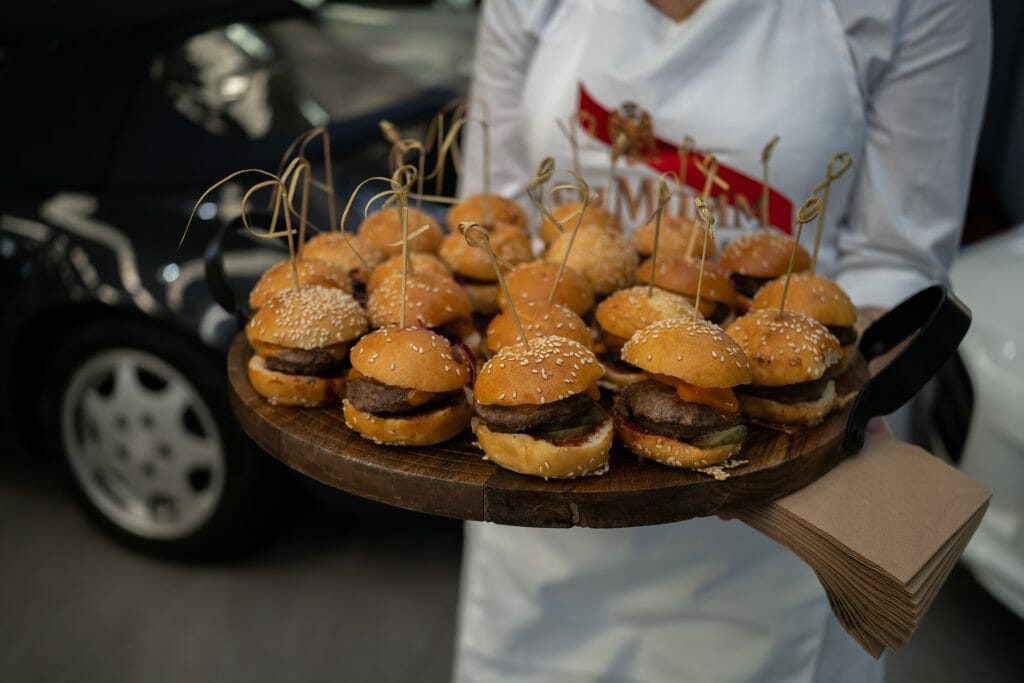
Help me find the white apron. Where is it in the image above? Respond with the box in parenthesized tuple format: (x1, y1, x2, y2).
(455, 2, 880, 682)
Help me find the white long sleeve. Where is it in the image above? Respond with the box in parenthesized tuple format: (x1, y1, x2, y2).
(834, 0, 991, 308)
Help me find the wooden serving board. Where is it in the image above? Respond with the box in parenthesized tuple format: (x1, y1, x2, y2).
(228, 334, 868, 528)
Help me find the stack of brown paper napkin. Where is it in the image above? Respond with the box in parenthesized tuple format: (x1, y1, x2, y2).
(738, 432, 991, 657)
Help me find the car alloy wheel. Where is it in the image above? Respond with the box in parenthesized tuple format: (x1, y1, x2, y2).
(60, 348, 226, 541)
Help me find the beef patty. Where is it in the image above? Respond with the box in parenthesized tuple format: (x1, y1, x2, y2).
(347, 376, 462, 415)
(475, 392, 594, 433)
(737, 376, 830, 404)
(619, 380, 739, 440)
(264, 348, 344, 376)
(729, 273, 770, 298)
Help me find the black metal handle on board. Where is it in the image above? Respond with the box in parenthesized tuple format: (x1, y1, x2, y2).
(203, 215, 269, 324)
(844, 285, 971, 453)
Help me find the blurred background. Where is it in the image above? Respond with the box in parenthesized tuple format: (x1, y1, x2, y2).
(0, 1, 1022, 681)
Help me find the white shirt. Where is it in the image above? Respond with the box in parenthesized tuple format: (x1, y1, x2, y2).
(455, 2, 990, 682)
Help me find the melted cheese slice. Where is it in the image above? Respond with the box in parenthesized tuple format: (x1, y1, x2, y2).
(648, 373, 739, 414)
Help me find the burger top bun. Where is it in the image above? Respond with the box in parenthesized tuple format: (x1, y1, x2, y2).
(349, 326, 469, 393)
(367, 271, 472, 329)
(475, 335, 604, 406)
(595, 286, 700, 342)
(719, 231, 811, 278)
(439, 223, 533, 282)
(246, 285, 367, 350)
(545, 225, 638, 297)
(486, 301, 593, 353)
(622, 318, 751, 389)
(500, 261, 595, 317)
(302, 232, 384, 273)
(358, 206, 445, 256)
(539, 201, 618, 245)
(367, 253, 452, 292)
(750, 273, 857, 327)
(447, 193, 527, 232)
(632, 215, 717, 258)
(726, 309, 842, 386)
(636, 255, 737, 307)
(249, 259, 352, 311)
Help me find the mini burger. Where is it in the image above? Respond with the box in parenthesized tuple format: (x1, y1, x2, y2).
(472, 336, 612, 479)
(593, 286, 699, 388)
(538, 201, 618, 245)
(635, 255, 737, 325)
(447, 193, 528, 233)
(357, 206, 445, 256)
(343, 326, 473, 446)
(366, 271, 480, 354)
(613, 319, 752, 468)
(486, 301, 593, 355)
(718, 231, 811, 300)
(545, 224, 638, 297)
(499, 261, 595, 317)
(245, 285, 368, 406)
(632, 215, 717, 259)
(749, 272, 859, 374)
(301, 232, 384, 301)
(439, 223, 533, 314)
(366, 252, 453, 293)
(725, 309, 843, 429)
(248, 259, 352, 312)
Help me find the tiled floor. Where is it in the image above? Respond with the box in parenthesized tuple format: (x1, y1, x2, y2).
(1, 445, 1020, 683)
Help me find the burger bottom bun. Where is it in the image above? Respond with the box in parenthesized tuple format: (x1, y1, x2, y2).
(247, 355, 345, 407)
(739, 380, 837, 427)
(463, 282, 500, 315)
(342, 393, 472, 446)
(614, 414, 741, 468)
(599, 363, 647, 391)
(472, 415, 613, 480)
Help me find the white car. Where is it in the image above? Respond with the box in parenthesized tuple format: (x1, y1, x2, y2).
(925, 224, 1024, 619)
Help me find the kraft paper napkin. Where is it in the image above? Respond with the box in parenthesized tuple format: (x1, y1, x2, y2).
(738, 432, 990, 657)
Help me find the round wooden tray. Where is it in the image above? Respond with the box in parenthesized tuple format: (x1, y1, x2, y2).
(228, 334, 870, 528)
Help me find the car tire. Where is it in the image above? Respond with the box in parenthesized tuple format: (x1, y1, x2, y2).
(38, 319, 280, 559)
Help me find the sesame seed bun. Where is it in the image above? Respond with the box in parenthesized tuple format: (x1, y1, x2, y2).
(719, 231, 810, 278)
(246, 355, 347, 407)
(595, 286, 699, 342)
(357, 206, 445, 256)
(750, 273, 857, 327)
(302, 232, 384, 274)
(635, 256, 737, 314)
(349, 326, 469, 393)
(366, 272, 473, 330)
(613, 413, 741, 468)
(248, 259, 353, 311)
(472, 415, 613, 479)
(438, 223, 533, 282)
(622, 318, 751, 388)
(737, 380, 838, 428)
(500, 261, 595, 316)
(632, 215, 717, 258)
(725, 309, 841, 386)
(447, 193, 528, 232)
(545, 226, 638, 297)
(539, 201, 618, 245)
(367, 253, 453, 293)
(475, 335, 604, 406)
(245, 286, 367, 350)
(343, 393, 472, 446)
(486, 301, 592, 354)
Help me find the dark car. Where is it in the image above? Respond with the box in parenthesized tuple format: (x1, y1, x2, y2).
(0, 0, 471, 557)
